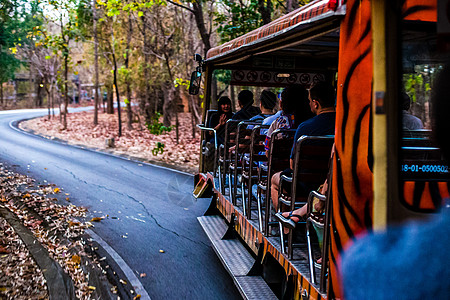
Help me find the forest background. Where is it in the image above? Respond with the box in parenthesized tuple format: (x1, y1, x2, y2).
(0, 0, 312, 130)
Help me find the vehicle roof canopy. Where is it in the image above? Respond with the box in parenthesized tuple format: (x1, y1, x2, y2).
(205, 0, 346, 72)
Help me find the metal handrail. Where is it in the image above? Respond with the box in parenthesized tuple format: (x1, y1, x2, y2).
(196, 124, 218, 176)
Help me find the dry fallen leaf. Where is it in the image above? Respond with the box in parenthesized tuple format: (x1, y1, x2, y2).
(119, 279, 127, 285)
(134, 295, 141, 300)
(159, 249, 165, 253)
(53, 188, 60, 193)
(88, 286, 96, 290)
(140, 273, 146, 278)
(68, 221, 80, 227)
(71, 255, 81, 264)
(90, 217, 102, 222)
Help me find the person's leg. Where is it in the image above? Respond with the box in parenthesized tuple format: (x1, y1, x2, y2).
(271, 171, 281, 210)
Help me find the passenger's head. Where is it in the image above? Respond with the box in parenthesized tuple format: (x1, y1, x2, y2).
(308, 82, 336, 114)
(238, 90, 254, 107)
(217, 96, 232, 114)
(280, 85, 305, 114)
(432, 61, 450, 161)
(280, 85, 313, 127)
(401, 92, 411, 111)
(260, 90, 277, 110)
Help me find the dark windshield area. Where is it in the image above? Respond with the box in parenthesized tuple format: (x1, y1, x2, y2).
(400, 11, 450, 212)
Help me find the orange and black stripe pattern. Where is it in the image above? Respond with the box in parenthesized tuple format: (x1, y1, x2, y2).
(331, 0, 373, 298)
(331, 0, 439, 298)
(403, 181, 450, 212)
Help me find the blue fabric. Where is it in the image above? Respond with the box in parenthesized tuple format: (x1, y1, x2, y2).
(342, 210, 450, 300)
(232, 105, 261, 120)
(290, 112, 336, 159)
(247, 113, 274, 130)
(262, 110, 281, 126)
(249, 113, 274, 122)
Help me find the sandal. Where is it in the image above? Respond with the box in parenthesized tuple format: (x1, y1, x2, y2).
(314, 257, 323, 270)
(274, 211, 306, 230)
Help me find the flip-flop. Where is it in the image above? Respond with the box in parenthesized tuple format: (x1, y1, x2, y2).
(274, 212, 306, 229)
(314, 257, 323, 270)
(287, 211, 306, 223)
(274, 212, 295, 229)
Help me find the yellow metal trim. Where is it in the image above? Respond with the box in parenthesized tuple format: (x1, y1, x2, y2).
(372, 0, 388, 230)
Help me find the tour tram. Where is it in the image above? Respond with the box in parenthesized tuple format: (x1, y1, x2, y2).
(191, 0, 449, 299)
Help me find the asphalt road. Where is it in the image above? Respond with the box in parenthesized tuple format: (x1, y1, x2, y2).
(0, 108, 240, 299)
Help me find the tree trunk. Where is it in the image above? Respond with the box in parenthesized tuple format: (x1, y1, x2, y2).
(211, 77, 218, 107)
(125, 14, 133, 131)
(106, 82, 114, 114)
(175, 102, 179, 144)
(142, 13, 153, 119)
(46, 80, 50, 119)
(258, 0, 272, 24)
(93, 0, 99, 125)
(51, 84, 55, 118)
(29, 64, 34, 107)
(192, 0, 212, 55)
(0, 81, 3, 108)
(230, 85, 236, 111)
(111, 26, 122, 137)
(186, 13, 197, 138)
(63, 55, 68, 130)
(162, 82, 173, 127)
(58, 90, 62, 123)
(0, 81, 3, 109)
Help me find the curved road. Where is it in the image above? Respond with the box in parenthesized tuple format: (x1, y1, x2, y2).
(0, 108, 240, 299)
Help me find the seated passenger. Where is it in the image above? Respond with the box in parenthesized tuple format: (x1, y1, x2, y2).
(402, 92, 424, 130)
(229, 90, 278, 153)
(264, 85, 313, 155)
(249, 90, 277, 123)
(263, 110, 281, 126)
(275, 176, 328, 228)
(270, 82, 336, 213)
(232, 90, 261, 120)
(208, 96, 233, 145)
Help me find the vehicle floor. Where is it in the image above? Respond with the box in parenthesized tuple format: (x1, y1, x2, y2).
(218, 181, 324, 290)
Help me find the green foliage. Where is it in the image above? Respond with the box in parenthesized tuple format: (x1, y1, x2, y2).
(0, 0, 43, 84)
(146, 112, 173, 135)
(213, 69, 231, 85)
(98, 0, 167, 17)
(174, 77, 190, 90)
(152, 142, 165, 156)
(75, 0, 93, 38)
(404, 73, 424, 103)
(118, 65, 131, 80)
(214, 0, 262, 43)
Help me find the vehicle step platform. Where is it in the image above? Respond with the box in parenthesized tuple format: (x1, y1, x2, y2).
(198, 215, 277, 300)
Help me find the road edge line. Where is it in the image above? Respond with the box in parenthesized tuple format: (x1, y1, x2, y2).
(8, 118, 194, 177)
(86, 229, 151, 300)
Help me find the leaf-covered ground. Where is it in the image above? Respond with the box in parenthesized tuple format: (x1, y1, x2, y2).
(0, 163, 109, 300)
(20, 111, 200, 174)
(0, 216, 47, 299)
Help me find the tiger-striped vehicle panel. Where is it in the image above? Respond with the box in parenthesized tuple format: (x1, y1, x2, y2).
(331, 0, 439, 298)
(331, 0, 373, 298)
